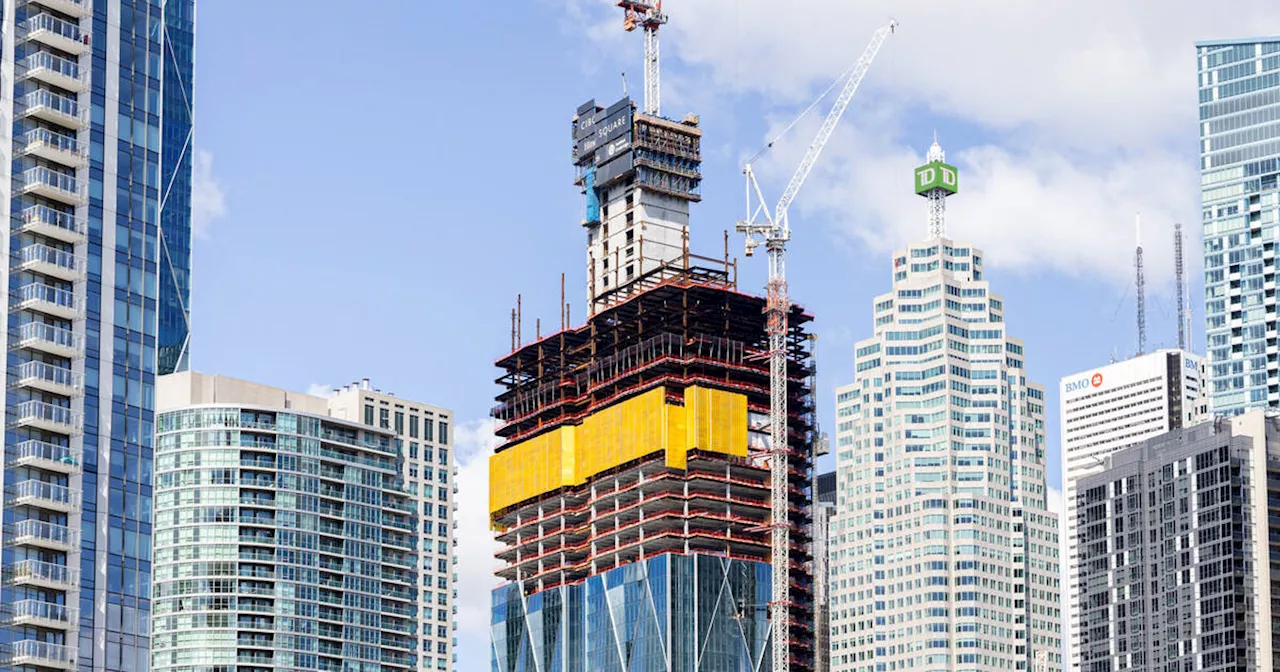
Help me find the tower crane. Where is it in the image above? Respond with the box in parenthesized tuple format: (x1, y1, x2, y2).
(735, 20, 896, 672)
(617, 1, 667, 115)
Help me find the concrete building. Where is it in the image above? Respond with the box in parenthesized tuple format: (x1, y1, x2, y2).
(488, 92, 816, 672)
(327, 381, 457, 671)
(1196, 37, 1280, 415)
(1073, 410, 1280, 671)
(152, 373, 455, 672)
(1060, 349, 1207, 668)
(0, 3, 195, 672)
(831, 141, 1061, 672)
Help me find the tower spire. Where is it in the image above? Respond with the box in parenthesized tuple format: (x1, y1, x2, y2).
(1135, 212, 1147, 356)
(915, 138, 957, 238)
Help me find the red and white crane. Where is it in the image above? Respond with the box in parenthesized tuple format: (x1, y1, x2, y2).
(736, 20, 897, 672)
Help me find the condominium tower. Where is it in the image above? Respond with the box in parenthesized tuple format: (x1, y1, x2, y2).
(152, 373, 453, 672)
(831, 142, 1061, 672)
(0, 4, 195, 672)
(1059, 350, 1207, 671)
(488, 92, 817, 672)
(326, 380, 457, 671)
(1073, 410, 1280, 671)
(1197, 37, 1280, 414)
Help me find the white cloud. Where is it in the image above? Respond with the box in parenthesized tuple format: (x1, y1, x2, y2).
(452, 419, 503, 669)
(558, 0, 1275, 285)
(304, 383, 335, 399)
(191, 148, 226, 239)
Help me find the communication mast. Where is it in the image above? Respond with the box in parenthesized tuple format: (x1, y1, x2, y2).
(915, 133, 958, 238)
(1174, 222, 1189, 350)
(617, 1, 667, 116)
(1136, 213, 1147, 356)
(736, 21, 896, 672)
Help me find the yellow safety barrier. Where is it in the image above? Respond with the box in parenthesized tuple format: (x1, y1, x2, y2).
(489, 385, 747, 518)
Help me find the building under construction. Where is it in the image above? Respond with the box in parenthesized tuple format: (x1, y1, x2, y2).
(488, 93, 818, 671)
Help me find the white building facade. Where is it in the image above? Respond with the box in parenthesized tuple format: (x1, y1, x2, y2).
(1059, 350, 1207, 671)
(831, 237, 1061, 672)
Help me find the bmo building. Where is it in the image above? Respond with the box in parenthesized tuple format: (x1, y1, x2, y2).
(1060, 349, 1208, 671)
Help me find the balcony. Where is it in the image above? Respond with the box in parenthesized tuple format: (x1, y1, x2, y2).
(18, 205, 87, 244)
(3, 559, 78, 590)
(2, 640, 76, 671)
(16, 283, 82, 321)
(5, 599, 75, 630)
(7, 439, 80, 473)
(5, 519, 75, 552)
(20, 167, 86, 206)
(19, 90, 87, 129)
(19, 128, 87, 169)
(17, 322, 83, 358)
(12, 399, 80, 435)
(15, 244, 85, 283)
(28, 0, 88, 19)
(24, 14, 88, 55)
(7, 479, 79, 513)
(14, 361, 82, 397)
(20, 51, 86, 92)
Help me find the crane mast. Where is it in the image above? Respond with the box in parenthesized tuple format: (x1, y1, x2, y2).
(736, 20, 896, 672)
(617, 1, 667, 115)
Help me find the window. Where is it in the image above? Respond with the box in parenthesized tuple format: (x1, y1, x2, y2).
(409, 442, 418, 459)
(379, 408, 390, 429)
(424, 419, 435, 442)
(409, 415, 419, 438)
(438, 448, 449, 464)
(394, 412, 404, 434)
(364, 405, 374, 426)
(439, 421, 448, 445)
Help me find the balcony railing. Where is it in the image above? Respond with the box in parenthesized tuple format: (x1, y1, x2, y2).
(20, 51, 86, 91)
(12, 399, 80, 434)
(20, 167, 86, 205)
(18, 204, 87, 243)
(5, 518, 74, 550)
(6, 599, 74, 628)
(15, 243, 85, 282)
(2, 639, 76, 669)
(24, 13, 87, 55)
(4, 558, 78, 589)
(17, 321, 83, 357)
(18, 90, 87, 129)
(14, 360, 82, 396)
(7, 479, 79, 512)
(7, 439, 80, 473)
(15, 282, 82, 320)
(19, 128, 87, 168)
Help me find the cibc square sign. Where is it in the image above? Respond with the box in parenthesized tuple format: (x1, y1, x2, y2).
(914, 161, 958, 195)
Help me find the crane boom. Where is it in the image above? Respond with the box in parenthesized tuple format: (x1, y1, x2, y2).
(735, 20, 896, 672)
(773, 20, 896, 230)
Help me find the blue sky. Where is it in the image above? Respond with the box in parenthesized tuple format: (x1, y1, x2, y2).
(192, 1, 1280, 670)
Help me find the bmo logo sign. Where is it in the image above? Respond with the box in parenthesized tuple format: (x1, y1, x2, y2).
(1065, 373, 1104, 393)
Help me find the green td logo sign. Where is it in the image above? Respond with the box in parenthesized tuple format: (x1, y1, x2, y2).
(914, 161, 958, 195)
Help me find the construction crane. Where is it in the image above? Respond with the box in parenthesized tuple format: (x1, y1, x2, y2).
(736, 20, 896, 672)
(617, 1, 667, 115)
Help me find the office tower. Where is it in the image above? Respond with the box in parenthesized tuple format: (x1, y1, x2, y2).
(0, 3, 195, 672)
(815, 472, 837, 672)
(152, 372, 430, 672)
(1197, 37, 1280, 415)
(1073, 410, 1280, 671)
(326, 381, 457, 672)
(488, 93, 816, 672)
(830, 141, 1061, 672)
(1060, 350, 1208, 669)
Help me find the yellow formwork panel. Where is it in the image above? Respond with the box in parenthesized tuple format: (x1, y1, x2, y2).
(489, 385, 748, 517)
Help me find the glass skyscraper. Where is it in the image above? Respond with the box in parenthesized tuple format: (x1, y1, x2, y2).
(0, 3, 194, 672)
(1197, 37, 1280, 415)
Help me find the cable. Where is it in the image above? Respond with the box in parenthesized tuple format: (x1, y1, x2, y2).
(744, 59, 860, 168)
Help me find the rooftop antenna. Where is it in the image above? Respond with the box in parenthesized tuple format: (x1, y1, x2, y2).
(621, 71, 628, 98)
(915, 136, 957, 239)
(1174, 222, 1187, 351)
(1135, 212, 1146, 356)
